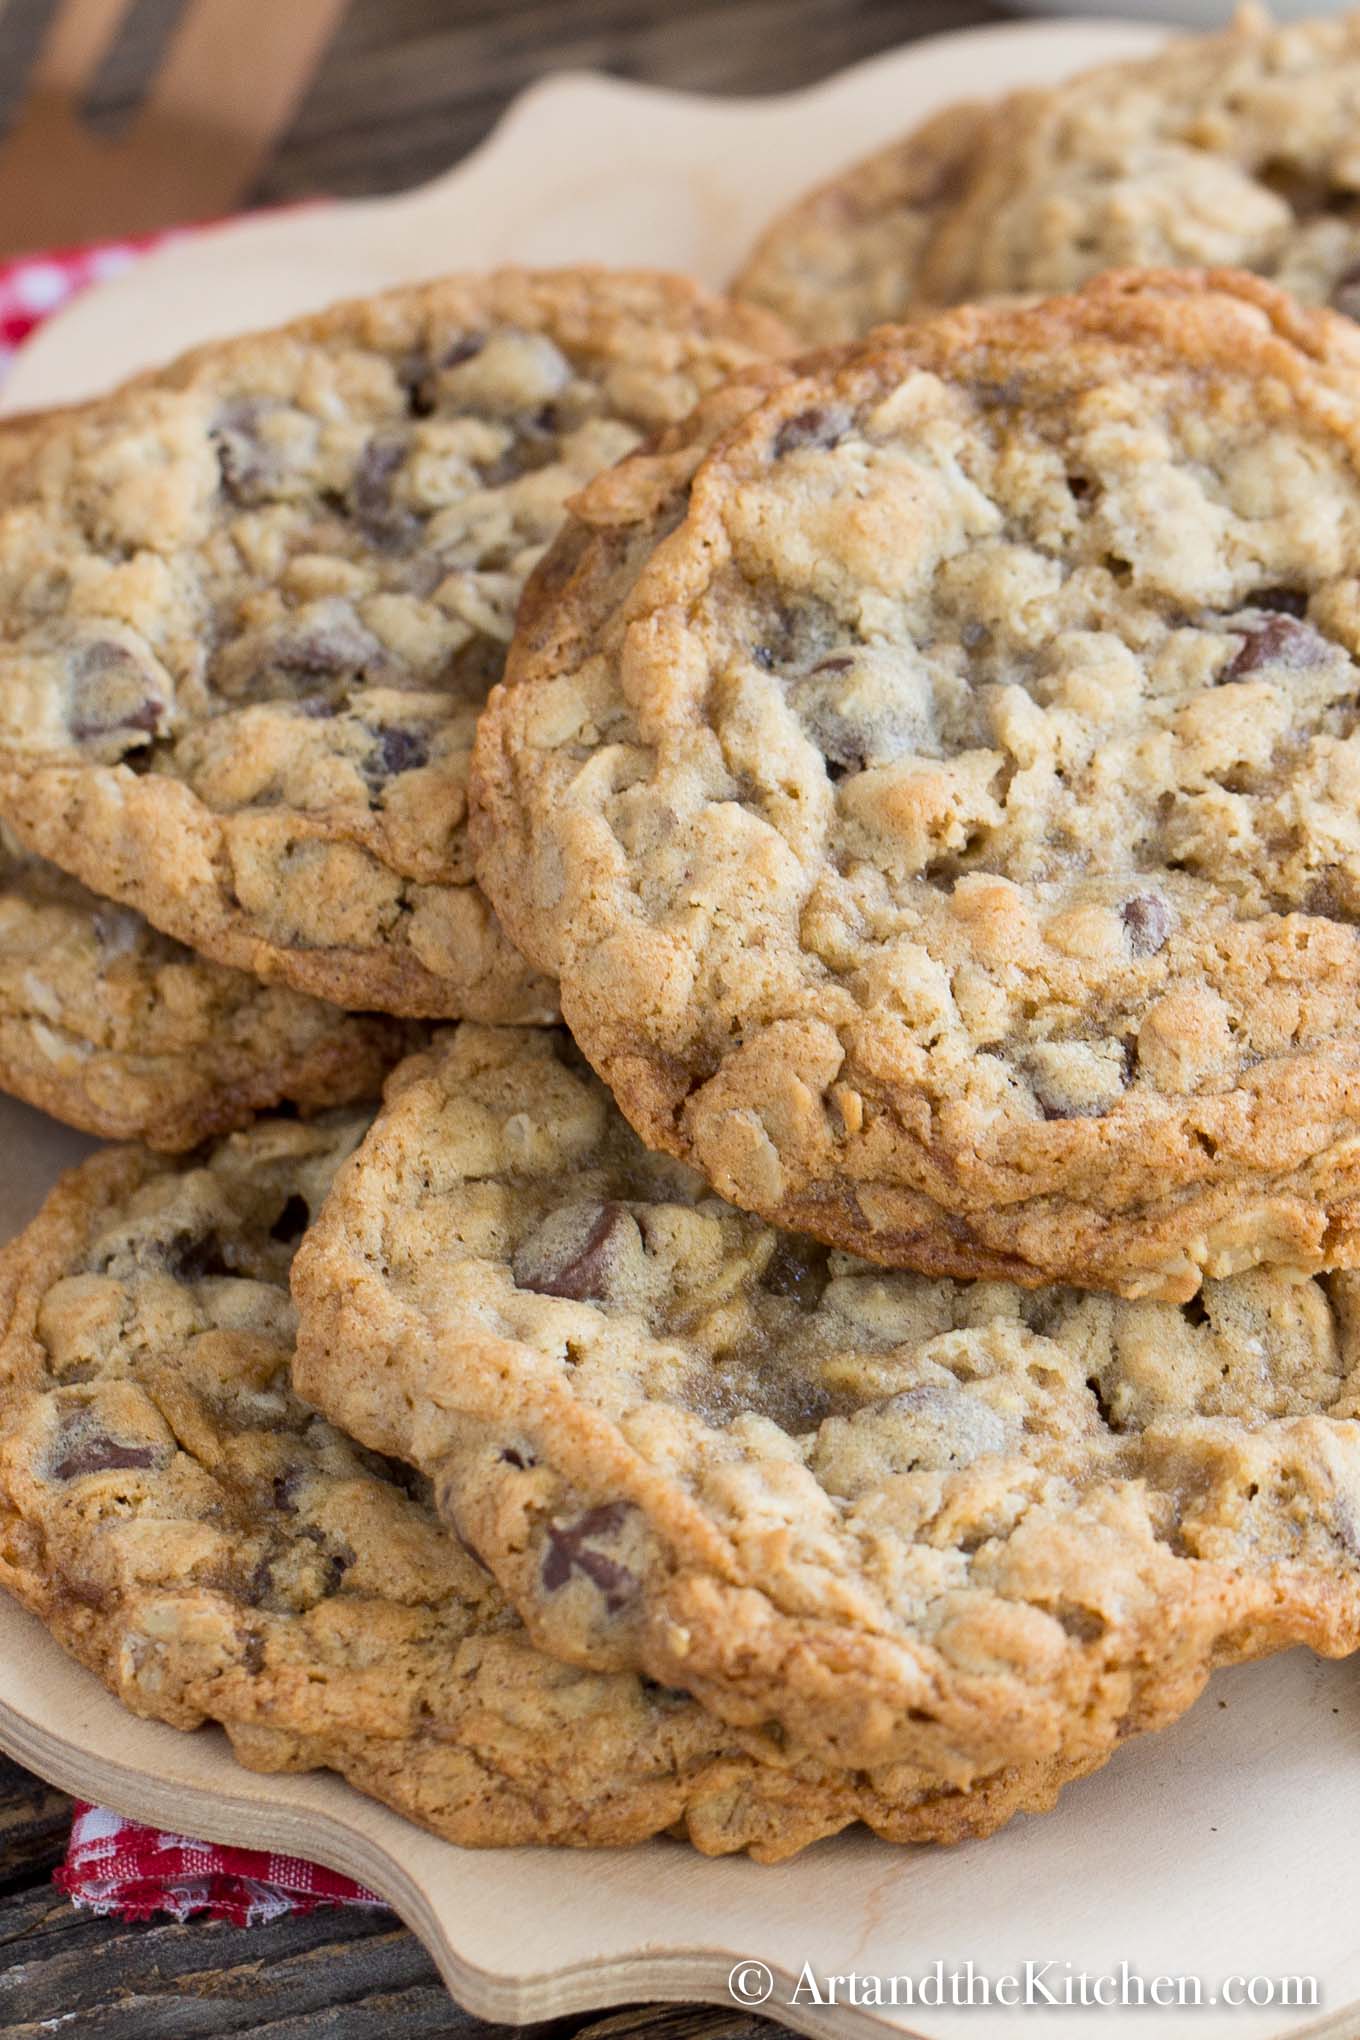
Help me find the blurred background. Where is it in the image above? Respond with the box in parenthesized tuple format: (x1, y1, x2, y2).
(0, 0, 1016, 253)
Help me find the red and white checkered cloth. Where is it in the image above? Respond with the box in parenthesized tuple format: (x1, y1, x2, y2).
(0, 230, 193, 387)
(2, 224, 385, 1923)
(57, 1803, 384, 1924)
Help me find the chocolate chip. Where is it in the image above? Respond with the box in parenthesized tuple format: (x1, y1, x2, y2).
(638, 1674, 691, 1705)
(269, 1195, 310, 1245)
(773, 406, 848, 460)
(499, 1446, 533, 1470)
(69, 640, 169, 754)
(443, 333, 487, 370)
(365, 724, 429, 788)
(1224, 613, 1329, 680)
(49, 1428, 162, 1482)
(1255, 587, 1309, 618)
(299, 1524, 353, 1596)
(1052, 1604, 1108, 1643)
(271, 616, 383, 679)
(541, 1502, 637, 1610)
(760, 1233, 830, 1306)
(400, 337, 490, 417)
(512, 1201, 638, 1302)
(787, 649, 933, 781)
(166, 1230, 234, 1281)
(1332, 262, 1360, 322)
(212, 397, 281, 505)
(322, 1549, 352, 1594)
(351, 433, 420, 551)
(1121, 892, 1172, 958)
(246, 1557, 274, 1606)
(271, 1468, 303, 1513)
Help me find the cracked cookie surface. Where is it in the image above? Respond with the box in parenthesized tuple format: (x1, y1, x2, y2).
(738, 10, 1360, 342)
(0, 269, 786, 1017)
(0, 1103, 1115, 1857)
(293, 1024, 1360, 1777)
(472, 272, 1360, 1297)
(0, 824, 411, 1148)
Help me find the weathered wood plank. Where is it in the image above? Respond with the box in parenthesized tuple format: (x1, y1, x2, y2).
(0, 1754, 70, 1896)
(0, 0, 1001, 204)
(0, 1877, 555, 2037)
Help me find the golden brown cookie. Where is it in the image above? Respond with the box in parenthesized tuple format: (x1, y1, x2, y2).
(0, 823, 412, 1148)
(293, 1025, 1360, 1776)
(472, 272, 1360, 1299)
(0, 1103, 1115, 1856)
(0, 270, 787, 1017)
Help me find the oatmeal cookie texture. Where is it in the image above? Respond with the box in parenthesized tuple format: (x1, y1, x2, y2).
(0, 825, 412, 1148)
(738, 9, 1360, 342)
(472, 271, 1360, 1299)
(292, 1025, 1360, 1777)
(0, 269, 788, 1017)
(0, 1107, 1109, 1857)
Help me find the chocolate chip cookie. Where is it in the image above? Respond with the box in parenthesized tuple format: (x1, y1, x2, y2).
(472, 271, 1360, 1299)
(0, 270, 787, 1017)
(0, 1104, 1115, 1856)
(0, 823, 411, 1148)
(739, 10, 1360, 341)
(293, 1024, 1360, 1778)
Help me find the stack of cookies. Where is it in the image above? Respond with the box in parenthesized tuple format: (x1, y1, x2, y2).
(7, 10, 1360, 1867)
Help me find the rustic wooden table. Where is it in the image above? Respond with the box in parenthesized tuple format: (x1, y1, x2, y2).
(0, 0, 1003, 2032)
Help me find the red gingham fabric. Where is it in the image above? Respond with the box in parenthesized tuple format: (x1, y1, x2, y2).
(10, 221, 385, 1927)
(57, 1801, 385, 1925)
(0, 230, 189, 386)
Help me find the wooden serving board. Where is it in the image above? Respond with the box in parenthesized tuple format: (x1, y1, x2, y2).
(6, 22, 1359, 2036)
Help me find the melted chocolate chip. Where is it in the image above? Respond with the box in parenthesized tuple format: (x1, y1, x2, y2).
(69, 641, 168, 750)
(366, 724, 429, 786)
(1224, 613, 1328, 680)
(271, 1467, 304, 1513)
(760, 1233, 831, 1306)
(512, 1201, 635, 1302)
(212, 397, 280, 505)
(773, 406, 848, 459)
(351, 434, 420, 551)
(541, 1502, 638, 1610)
(1121, 892, 1172, 958)
(49, 1430, 162, 1482)
(272, 618, 382, 679)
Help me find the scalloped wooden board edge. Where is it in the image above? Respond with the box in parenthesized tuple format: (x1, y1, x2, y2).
(3, 19, 1360, 2038)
